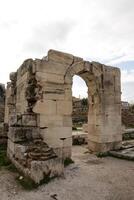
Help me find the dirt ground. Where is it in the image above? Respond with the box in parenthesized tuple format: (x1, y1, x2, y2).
(0, 145, 134, 200)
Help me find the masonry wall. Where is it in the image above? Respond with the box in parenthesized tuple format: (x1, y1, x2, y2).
(6, 49, 122, 161)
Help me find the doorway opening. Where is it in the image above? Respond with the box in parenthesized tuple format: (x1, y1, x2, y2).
(72, 75, 89, 147)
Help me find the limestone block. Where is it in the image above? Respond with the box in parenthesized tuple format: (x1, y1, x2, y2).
(16, 72, 28, 87)
(100, 134, 122, 143)
(17, 59, 34, 78)
(88, 134, 102, 143)
(114, 93, 121, 104)
(21, 114, 37, 127)
(36, 60, 68, 75)
(63, 116, 72, 127)
(36, 72, 64, 84)
(40, 114, 63, 127)
(9, 114, 21, 126)
(88, 140, 122, 152)
(16, 101, 28, 114)
(48, 49, 73, 65)
(7, 96, 15, 105)
(8, 127, 40, 142)
(30, 157, 63, 183)
(15, 144, 28, 160)
(70, 62, 85, 76)
(43, 91, 65, 100)
(7, 139, 16, 154)
(41, 83, 65, 100)
(33, 100, 56, 115)
(42, 82, 65, 91)
(64, 73, 72, 84)
(57, 100, 72, 115)
(8, 127, 26, 142)
(103, 92, 115, 105)
(64, 88, 72, 100)
(41, 127, 72, 148)
(54, 146, 72, 159)
(16, 83, 27, 104)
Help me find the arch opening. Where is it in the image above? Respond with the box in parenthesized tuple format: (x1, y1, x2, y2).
(72, 75, 89, 147)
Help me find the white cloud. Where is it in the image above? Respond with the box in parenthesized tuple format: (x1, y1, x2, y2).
(121, 70, 134, 83)
(121, 69, 134, 102)
(72, 76, 88, 98)
(0, 0, 134, 102)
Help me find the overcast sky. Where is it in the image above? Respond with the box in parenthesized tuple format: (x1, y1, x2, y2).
(0, 0, 134, 102)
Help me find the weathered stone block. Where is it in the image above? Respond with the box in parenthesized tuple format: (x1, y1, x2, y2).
(15, 144, 28, 160)
(36, 60, 68, 75)
(33, 100, 57, 115)
(7, 139, 16, 154)
(48, 49, 73, 65)
(56, 100, 72, 115)
(40, 127, 72, 148)
(43, 91, 65, 100)
(36, 72, 64, 84)
(21, 114, 37, 127)
(30, 157, 63, 184)
(8, 127, 40, 142)
(40, 114, 63, 127)
(63, 116, 72, 127)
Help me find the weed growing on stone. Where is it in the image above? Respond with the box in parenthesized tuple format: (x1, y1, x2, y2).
(96, 152, 109, 158)
(64, 157, 74, 167)
(0, 145, 11, 168)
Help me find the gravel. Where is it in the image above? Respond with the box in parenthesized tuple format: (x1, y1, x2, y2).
(0, 145, 134, 200)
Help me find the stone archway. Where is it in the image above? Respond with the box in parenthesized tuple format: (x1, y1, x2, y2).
(64, 59, 122, 154)
(5, 50, 122, 183)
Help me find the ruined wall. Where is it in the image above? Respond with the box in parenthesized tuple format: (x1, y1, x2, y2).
(6, 60, 63, 183)
(5, 49, 122, 182)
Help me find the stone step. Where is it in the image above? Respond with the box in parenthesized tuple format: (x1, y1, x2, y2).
(109, 147, 134, 161)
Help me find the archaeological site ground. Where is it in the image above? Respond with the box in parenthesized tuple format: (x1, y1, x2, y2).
(0, 50, 134, 199)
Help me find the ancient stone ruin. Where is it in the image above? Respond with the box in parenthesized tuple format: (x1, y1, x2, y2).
(4, 49, 122, 183)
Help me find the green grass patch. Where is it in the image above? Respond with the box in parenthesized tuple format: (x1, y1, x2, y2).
(96, 152, 109, 158)
(6, 163, 18, 173)
(16, 175, 38, 190)
(72, 126, 77, 131)
(64, 157, 74, 167)
(122, 132, 134, 140)
(0, 145, 11, 168)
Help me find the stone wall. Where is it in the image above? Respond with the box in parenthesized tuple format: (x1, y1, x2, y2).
(6, 62, 63, 183)
(5, 49, 122, 182)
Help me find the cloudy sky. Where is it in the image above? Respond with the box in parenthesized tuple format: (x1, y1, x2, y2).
(0, 0, 134, 102)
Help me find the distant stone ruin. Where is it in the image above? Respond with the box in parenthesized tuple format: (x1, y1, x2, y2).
(0, 84, 6, 143)
(0, 84, 5, 121)
(4, 49, 122, 183)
